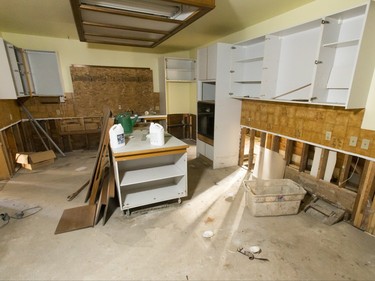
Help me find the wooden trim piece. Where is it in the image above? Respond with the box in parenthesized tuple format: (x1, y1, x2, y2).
(238, 127, 246, 166)
(115, 148, 187, 162)
(248, 129, 255, 171)
(317, 149, 329, 180)
(353, 160, 375, 229)
(197, 133, 213, 146)
(338, 154, 353, 188)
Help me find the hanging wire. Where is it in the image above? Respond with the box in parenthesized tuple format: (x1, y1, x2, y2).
(339, 157, 360, 187)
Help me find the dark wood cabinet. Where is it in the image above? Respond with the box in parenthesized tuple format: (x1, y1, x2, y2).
(167, 114, 196, 140)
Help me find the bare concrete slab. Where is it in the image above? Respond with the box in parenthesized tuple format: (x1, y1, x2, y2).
(0, 148, 374, 280)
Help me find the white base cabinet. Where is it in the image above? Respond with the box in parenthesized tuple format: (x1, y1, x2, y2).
(112, 131, 188, 213)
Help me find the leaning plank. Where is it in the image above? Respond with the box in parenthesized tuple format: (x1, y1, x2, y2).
(85, 108, 112, 202)
(103, 168, 118, 225)
(55, 205, 96, 234)
(95, 169, 110, 225)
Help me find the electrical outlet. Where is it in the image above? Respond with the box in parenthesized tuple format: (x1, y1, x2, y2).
(349, 136, 358, 147)
(118, 105, 122, 110)
(9, 114, 13, 120)
(361, 139, 370, 150)
(56, 109, 61, 115)
(325, 131, 332, 141)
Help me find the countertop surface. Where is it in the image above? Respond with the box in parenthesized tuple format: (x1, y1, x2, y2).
(111, 129, 188, 158)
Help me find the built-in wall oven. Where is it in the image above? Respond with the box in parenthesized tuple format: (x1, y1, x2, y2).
(197, 100, 215, 144)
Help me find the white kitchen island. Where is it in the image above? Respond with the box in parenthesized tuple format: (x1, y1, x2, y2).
(111, 130, 188, 215)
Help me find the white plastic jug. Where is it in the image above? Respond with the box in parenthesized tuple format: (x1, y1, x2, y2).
(149, 122, 165, 146)
(109, 124, 125, 149)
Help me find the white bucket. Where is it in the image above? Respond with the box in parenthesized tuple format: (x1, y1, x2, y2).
(149, 122, 165, 146)
(109, 124, 125, 149)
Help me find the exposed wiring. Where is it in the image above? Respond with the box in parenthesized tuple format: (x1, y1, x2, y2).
(339, 157, 360, 187)
(0, 206, 42, 229)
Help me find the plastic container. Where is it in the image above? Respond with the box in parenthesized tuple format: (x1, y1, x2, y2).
(243, 179, 306, 216)
(109, 124, 125, 149)
(149, 122, 165, 146)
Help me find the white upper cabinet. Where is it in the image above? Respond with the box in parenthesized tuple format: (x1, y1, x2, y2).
(165, 57, 196, 82)
(197, 44, 217, 80)
(229, 37, 265, 98)
(24, 50, 64, 97)
(265, 20, 321, 102)
(0, 39, 64, 100)
(312, 4, 369, 107)
(227, 1, 374, 109)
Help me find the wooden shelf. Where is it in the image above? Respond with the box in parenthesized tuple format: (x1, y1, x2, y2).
(235, 56, 264, 63)
(323, 39, 359, 48)
(120, 164, 184, 186)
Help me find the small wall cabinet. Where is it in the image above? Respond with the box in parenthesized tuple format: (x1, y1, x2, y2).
(0, 38, 64, 100)
(228, 2, 375, 109)
(197, 44, 217, 80)
(159, 57, 196, 115)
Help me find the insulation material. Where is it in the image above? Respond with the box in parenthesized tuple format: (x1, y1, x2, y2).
(253, 146, 286, 179)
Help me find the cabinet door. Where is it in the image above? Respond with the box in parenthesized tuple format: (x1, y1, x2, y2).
(270, 21, 321, 101)
(312, 5, 367, 106)
(206, 44, 217, 80)
(229, 38, 265, 98)
(165, 58, 196, 81)
(0, 40, 18, 99)
(25, 50, 64, 96)
(197, 47, 208, 80)
(5, 43, 26, 97)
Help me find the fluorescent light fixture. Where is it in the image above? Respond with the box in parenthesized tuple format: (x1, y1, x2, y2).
(81, 0, 190, 19)
(70, 0, 215, 47)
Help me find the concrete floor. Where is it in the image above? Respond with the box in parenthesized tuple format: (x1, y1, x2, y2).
(0, 144, 375, 280)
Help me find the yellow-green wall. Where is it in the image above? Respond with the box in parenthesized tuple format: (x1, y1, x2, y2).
(2, 0, 373, 117)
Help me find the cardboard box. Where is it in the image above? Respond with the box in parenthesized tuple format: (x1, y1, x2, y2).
(16, 150, 56, 170)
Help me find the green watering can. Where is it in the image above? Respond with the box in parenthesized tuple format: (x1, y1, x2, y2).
(115, 113, 138, 135)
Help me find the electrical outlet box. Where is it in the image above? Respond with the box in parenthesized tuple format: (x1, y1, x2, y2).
(361, 139, 370, 150)
(349, 136, 358, 147)
(325, 131, 332, 141)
